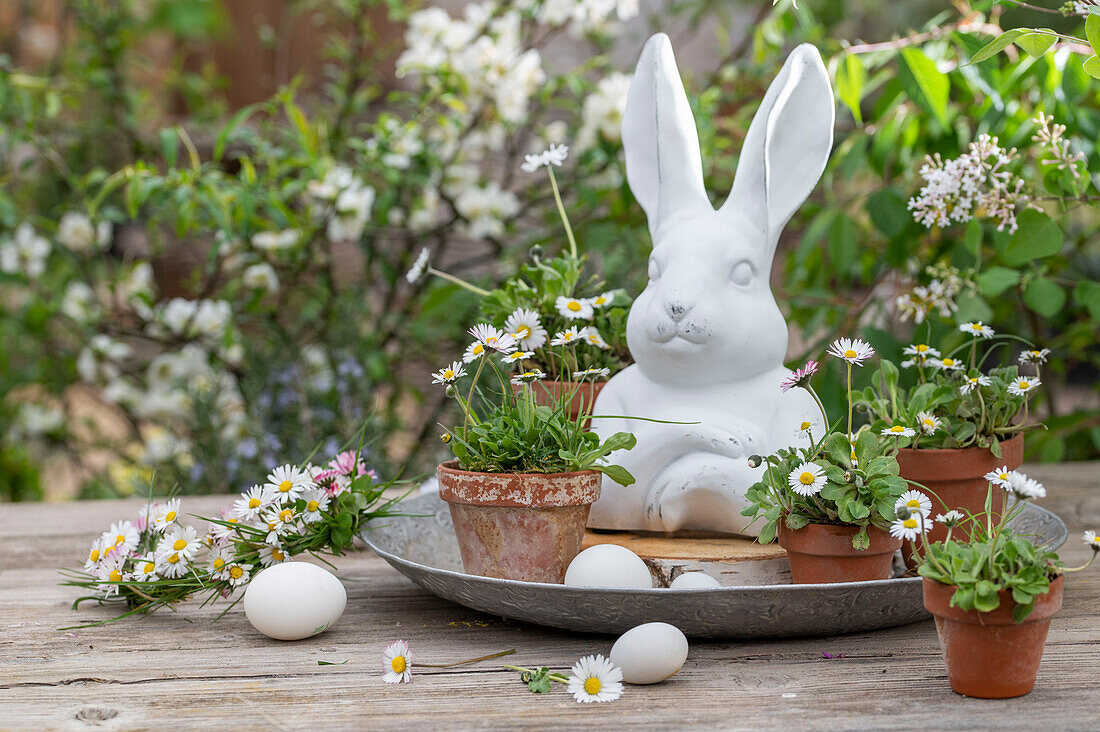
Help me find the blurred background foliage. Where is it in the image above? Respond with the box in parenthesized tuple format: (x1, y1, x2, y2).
(0, 0, 1097, 501)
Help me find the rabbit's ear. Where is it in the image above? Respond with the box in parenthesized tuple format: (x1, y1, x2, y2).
(722, 43, 834, 257)
(623, 34, 712, 236)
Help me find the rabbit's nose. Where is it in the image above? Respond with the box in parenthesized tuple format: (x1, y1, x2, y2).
(665, 299, 692, 322)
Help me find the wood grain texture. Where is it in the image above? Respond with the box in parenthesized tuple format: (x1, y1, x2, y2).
(1, 462, 1098, 730)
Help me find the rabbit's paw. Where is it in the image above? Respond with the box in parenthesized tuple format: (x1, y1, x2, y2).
(646, 452, 757, 535)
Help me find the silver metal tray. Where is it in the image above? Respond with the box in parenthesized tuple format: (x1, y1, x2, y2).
(361, 493, 1067, 638)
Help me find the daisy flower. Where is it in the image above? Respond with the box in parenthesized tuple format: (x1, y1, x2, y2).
(210, 508, 243, 542)
(881, 425, 916, 438)
(573, 367, 611, 380)
(468, 323, 518, 354)
(520, 143, 569, 172)
(95, 553, 127, 597)
(154, 545, 192, 579)
(937, 510, 965, 527)
(1007, 471, 1046, 500)
(300, 488, 330, 523)
(555, 296, 594, 321)
(896, 490, 932, 518)
(550, 328, 584, 346)
(590, 292, 615, 308)
(462, 341, 487, 363)
(793, 420, 814, 439)
(780, 360, 819, 392)
(890, 514, 927, 542)
(1018, 348, 1050, 365)
(209, 544, 234, 579)
(431, 361, 466, 384)
(101, 520, 140, 555)
(224, 561, 254, 587)
(152, 498, 182, 532)
(928, 357, 963, 371)
(383, 640, 413, 684)
(501, 350, 535, 364)
(84, 535, 111, 571)
(1083, 530, 1100, 552)
(261, 507, 297, 544)
(265, 464, 314, 504)
(511, 370, 546, 386)
(159, 525, 202, 563)
(902, 343, 941, 359)
(787, 462, 826, 497)
(404, 247, 430, 284)
(984, 466, 1014, 488)
(916, 411, 942, 435)
(329, 450, 369, 477)
(258, 544, 290, 566)
(567, 654, 623, 704)
(578, 326, 610, 349)
(827, 338, 875, 366)
(1007, 377, 1041, 396)
(959, 321, 995, 338)
(504, 308, 548, 350)
(960, 375, 991, 394)
(130, 555, 159, 582)
(232, 485, 271, 522)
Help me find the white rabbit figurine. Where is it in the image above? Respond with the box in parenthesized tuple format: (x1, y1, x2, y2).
(588, 33, 834, 536)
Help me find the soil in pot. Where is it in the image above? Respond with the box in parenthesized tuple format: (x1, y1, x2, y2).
(437, 460, 601, 583)
(923, 575, 1063, 698)
(777, 523, 902, 584)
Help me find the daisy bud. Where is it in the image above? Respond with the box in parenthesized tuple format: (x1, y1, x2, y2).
(895, 504, 912, 520)
(529, 244, 543, 261)
(843, 471, 855, 484)
(747, 455, 763, 468)
(445, 385, 456, 398)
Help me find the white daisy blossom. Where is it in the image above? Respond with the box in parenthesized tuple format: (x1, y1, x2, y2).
(232, 485, 271, 522)
(890, 514, 928, 541)
(786, 462, 827, 497)
(578, 326, 610, 349)
(504, 308, 548, 350)
(405, 247, 431, 284)
(160, 525, 202, 562)
(152, 499, 182, 533)
(209, 544, 234, 580)
(902, 343, 941, 359)
(501, 350, 535, 364)
(520, 143, 569, 172)
(896, 490, 933, 518)
(937, 510, 966, 526)
(101, 520, 140, 555)
(881, 425, 917, 438)
(468, 324, 518, 354)
(511, 370, 546, 386)
(0, 223, 51, 278)
(567, 654, 623, 704)
(431, 361, 466, 384)
(1018, 348, 1050, 365)
(959, 321, 995, 339)
(984, 465, 1014, 488)
(928, 357, 963, 372)
(916, 411, 942, 435)
(258, 544, 290, 566)
(550, 328, 584, 346)
(154, 544, 194, 579)
(1007, 377, 1041, 396)
(58, 212, 110, 253)
(827, 337, 875, 366)
(1083, 530, 1100, 550)
(590, 291, 615, 308)
(574, 367, 611, 380)
(960, 375, 992, 394)
(1007, 471, 1046, 500)
(224, 561, 254, 587)
(130, 555, 159, 582)
(210, 516, 242, 542)
(384, 640, 413, 684)
(242, 263, 280, 294)
(261, 507, 297, 545)
(265, 464, 314, 504)
(556, 296, 594, 321)
(84, 535, 111, 571)
(300, 488, 330, 523)
(462, 341, 488, 363)
(95, 553, 127, 597)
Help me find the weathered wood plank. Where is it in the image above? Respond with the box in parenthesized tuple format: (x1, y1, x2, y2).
(1, 462, 1098, 729)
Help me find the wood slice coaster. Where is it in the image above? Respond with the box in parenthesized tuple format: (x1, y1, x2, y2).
(582, 531, 792, 587)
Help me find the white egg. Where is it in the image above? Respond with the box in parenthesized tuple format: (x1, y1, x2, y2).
(669, 571, 722, 589)
(243, 562, 347, 641)
(610, 622, 689, 684)
(563, 544, 653, 588)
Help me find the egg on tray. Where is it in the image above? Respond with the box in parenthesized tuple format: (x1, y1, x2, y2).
(563, 544, 653, 589)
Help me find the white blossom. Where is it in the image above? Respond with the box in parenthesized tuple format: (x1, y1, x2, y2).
(0, 223, 50, 278)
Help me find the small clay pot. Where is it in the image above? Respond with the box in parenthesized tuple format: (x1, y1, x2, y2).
(437, 460, 601, 583)
(897, 434, 1024, 565)
(923, 575, 1063, 698)
(521, 380, 605, 424)
(777, 523, 902, 584)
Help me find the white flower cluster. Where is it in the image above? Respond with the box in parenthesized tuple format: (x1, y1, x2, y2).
(1032, 111, 1085, 179)
(895, 264, 965, 324)
(305, 163, 376, 243)
(907, 134, 1033, 234)
(454, 181, 520, 239)
(0, 223, 50, 278)
(537, 0, 639, 36)
(577, 72, 631, 149)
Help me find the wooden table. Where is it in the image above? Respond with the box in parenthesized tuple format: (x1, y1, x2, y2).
(3, 463, 1098, 730)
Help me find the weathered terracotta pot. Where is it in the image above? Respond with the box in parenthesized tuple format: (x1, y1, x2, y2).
(523, 380, 605, 424)
(897, 434, 1023, 565)
(923, 575, 1063, 698)
(777, 523, 902, 584)
(437, 460, 601, 583)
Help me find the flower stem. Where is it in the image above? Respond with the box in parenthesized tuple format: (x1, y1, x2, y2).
(503, 664, 569, 683)
(547, 167, 578, 260)
(419, 649, 517, 668)
(846, 362, 853, 443)
(805, 385, 830, 432)
(428, 266, 490, 296)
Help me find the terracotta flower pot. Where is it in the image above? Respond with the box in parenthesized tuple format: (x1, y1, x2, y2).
(777, 523, 902, 584)
(437, 460, 601, 583)
(897, 434, 1024, 565)
(923, 575, 1063, 698)
(521, 380, 604, 424)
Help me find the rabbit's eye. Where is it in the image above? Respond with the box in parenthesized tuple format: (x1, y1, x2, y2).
(730, 261, 754, 286)
(648, 258, 661, 280)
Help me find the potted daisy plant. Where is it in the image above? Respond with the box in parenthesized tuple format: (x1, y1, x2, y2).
(407, 143, 631, 420)
(431, 323, 636, 583)
(907, 473, 1098, 698)
(856, 321, 1044, 554)
(743, 337, 914, 584)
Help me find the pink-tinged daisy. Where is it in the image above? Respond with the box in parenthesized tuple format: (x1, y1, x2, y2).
(959, 321, 995, 339)
(827, 338, 875, 366)
(152, 498, 182, 533)
(329, 450, 368, 477)
(468, 324, 517, 354)
(567, 654, 623, 703)
(84, 535, 110, 571)
(383, 640, 412, 684)
(1018, 348, 1050, 365)
(780, 360, 819, 392)
(1007, 377, 1041, 396)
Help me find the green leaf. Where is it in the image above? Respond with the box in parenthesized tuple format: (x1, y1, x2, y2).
(214, 103, 260, 160)
(597, 464, 635, 487)
(836, 54, 865, 124)
(1013, 31, 1056, 57)
(1084, 55, 1100, 79)
(1074, 280, 1100, 321)
(900, 47, 950, 126)
(317, 660, 348, 665)
(867, 190, 909, 238)
(1003, 210, 1062, 265)
(1087, 13, 1100, 55)
(1023, 277, 1066, 317)
(969, 29, 1024, 65)
(977, 267, 1020, 297)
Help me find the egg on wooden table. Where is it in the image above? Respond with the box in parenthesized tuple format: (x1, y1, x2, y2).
(243, 562, 347, 640)
(563, 544, 653, 588)
(669, 571, 722, 589)
(610, 622, 689, 684)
